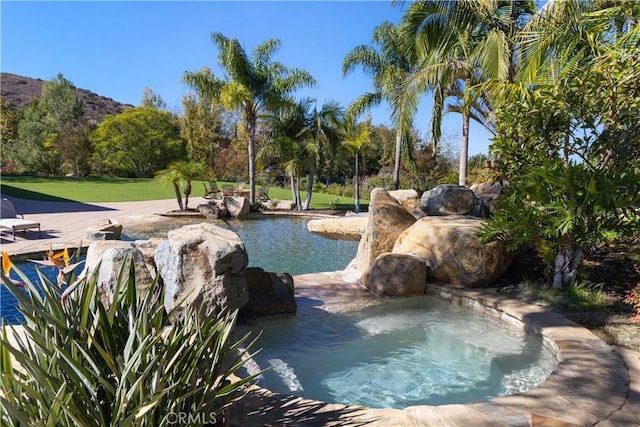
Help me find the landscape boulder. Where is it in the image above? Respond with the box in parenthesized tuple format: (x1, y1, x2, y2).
(86, 219, 123, 241)
(241, 267, 296, 317)
(419, 184, 488, 218)
(224, 196, 250, 218)
(470, 181, 505, 214)
(361, 252, 427, 296)
(388, 189, 421, 215)
(155, 223, 249, 316)
(393, 216, 513, 287)
(355, 188, 417, 272)
(198, 202, 228, 219)
(80, 241, 154, 306)
(307, 214, 367, 241)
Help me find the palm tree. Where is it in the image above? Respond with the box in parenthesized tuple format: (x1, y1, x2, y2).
(155, 160, 206, 211)
(397, 0, 535, 185)
(343, 21, 414, 191)
(183, 34, 315, 205)
(301, 99, 344, 210)
(259, 100, 308, 211)
(342, 118, 372, 214)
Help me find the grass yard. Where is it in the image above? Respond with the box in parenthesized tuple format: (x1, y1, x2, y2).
(0, 176, 368, 211)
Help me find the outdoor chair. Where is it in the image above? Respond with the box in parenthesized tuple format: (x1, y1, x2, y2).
(257, 184, 271, 201)
(0, 198, 41, 241)
(221, 184, 235, 197)
(203, 181, 219, 199)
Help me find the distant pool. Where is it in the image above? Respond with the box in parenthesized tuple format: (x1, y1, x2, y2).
(1, 216, 358, 323)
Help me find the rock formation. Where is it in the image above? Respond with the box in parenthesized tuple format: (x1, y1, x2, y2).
(361, 253, 427, 296)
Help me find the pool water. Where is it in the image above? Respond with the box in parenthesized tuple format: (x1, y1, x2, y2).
(238, 296, 557, 409)
(1, 217, 358, 323)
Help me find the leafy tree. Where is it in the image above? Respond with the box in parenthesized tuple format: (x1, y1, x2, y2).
(141, 87, 167, 110)
(184, 34, 315, 204)
(91, 107, 185, 177)
(343, 20, 415, 190)
(0, 97, 18, 144)
(156, 160, 206, 211)
(342, 118, 372, 213)
(51, 119, 94, 177)
(480, 46, 640, 289)
(180, 92, 227, 170)
(10, 74, 84, 175)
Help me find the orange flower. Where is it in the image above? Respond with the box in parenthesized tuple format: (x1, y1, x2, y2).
(2, 251, 12, 276)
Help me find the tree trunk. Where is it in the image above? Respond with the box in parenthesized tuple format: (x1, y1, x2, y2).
(393, 127, 402, 190)
(303, 162, 315, 210)
(354, 155, 360, 214)
(184, 182, 192, 210)
(290, 174, 297, 209)
(552, 243, 583, 289)
(173, 182, 184, 211)
(458, 107, 470, 186)
(248, 121, 256, 205)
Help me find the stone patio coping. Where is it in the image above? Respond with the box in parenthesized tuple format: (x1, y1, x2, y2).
(229, 272, 638, 427)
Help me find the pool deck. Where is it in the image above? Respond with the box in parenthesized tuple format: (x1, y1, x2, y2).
(1, 197, 638, 426)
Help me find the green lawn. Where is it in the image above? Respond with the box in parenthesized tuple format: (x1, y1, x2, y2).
(0, 176, 368, 211)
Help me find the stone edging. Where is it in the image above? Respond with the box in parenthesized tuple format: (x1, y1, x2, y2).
(229, 280, 632, 426)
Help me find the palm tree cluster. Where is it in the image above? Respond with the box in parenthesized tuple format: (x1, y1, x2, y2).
(179, 1, 636, 210)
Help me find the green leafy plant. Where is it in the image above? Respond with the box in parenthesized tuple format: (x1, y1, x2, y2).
(268, 198, 280, 210)
(1, 255, 258, 426)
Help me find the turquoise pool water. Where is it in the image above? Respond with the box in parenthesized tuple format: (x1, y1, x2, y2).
(1, 216, 358, 323)
(238, 295, 557, 409)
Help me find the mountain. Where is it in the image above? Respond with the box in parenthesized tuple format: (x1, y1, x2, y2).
(0, 72, 133, 124)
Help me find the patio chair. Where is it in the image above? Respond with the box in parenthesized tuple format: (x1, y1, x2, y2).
(0, 198, 41, 241)
(203, 181, 219, 199)
(221, 184, 235, 197)
(257, 184, 271, 201)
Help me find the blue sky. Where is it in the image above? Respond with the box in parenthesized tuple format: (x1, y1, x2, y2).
(1, 1, 493, 155)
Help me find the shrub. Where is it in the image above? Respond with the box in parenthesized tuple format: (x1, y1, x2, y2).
(1, 255, 258, 426)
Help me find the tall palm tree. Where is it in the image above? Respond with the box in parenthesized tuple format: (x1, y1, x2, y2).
(397, 0, 535, 185)
(343, 21, 414, 190)
(342, 118, 372, 213)
(184, 34, 315, 204)
(259, 100, 309, 211)
(301, 99, 344, 210)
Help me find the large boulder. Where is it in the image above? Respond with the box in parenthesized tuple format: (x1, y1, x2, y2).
(81, 241, 154, 306)
(361, 253, 427, 296)
(224, 196, 250, 218)
(307, 214, 367, 241)
(470, 181, 505, 214)
(388, 189, 421, 215)
(393, 216, 512, 287)
(198, 202, 228, 219)
(241, 267, 296, 317)
(419, 184, 488, 218)
(155, 223, 249, 316)
(355, 188, 417, 272)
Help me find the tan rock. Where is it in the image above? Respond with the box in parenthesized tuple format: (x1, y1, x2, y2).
(361, 252, 427, 296)
(307, 215, 367, 241)
(224, 196, 250, 218)
(389, 189, 421, 215)
(393, 216, 512, 287)
(155, 223, 249, 316)
(355, 188, 416, 272)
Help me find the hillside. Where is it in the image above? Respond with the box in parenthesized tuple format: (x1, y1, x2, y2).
(0, 72, 133, 124)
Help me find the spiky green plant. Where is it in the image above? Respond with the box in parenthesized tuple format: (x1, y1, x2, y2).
(1, 256, 259, 426)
